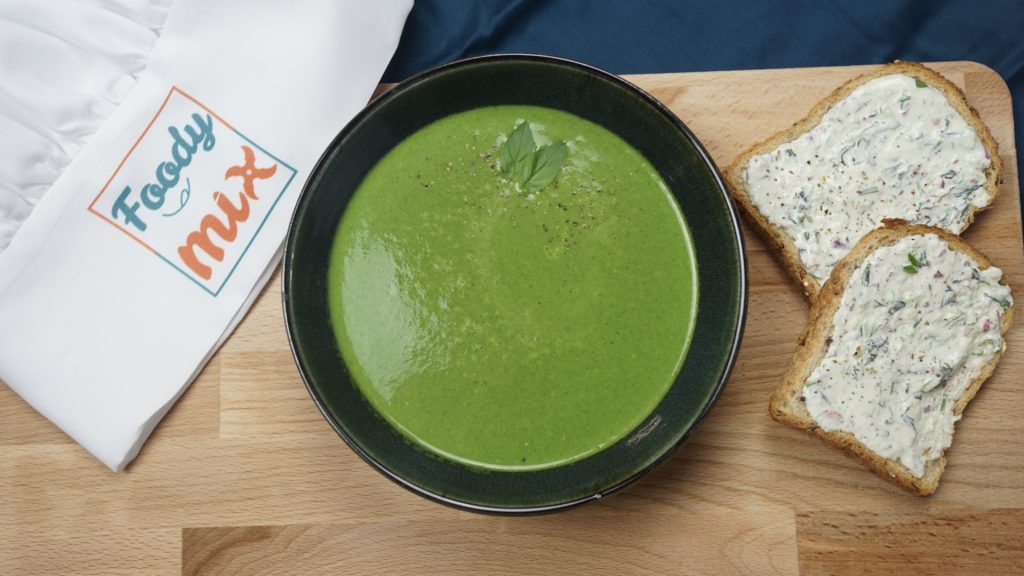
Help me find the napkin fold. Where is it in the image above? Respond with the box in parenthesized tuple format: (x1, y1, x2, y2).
(0, 0, 413, 470)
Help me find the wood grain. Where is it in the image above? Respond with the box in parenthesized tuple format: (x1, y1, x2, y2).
(182, 510, 797, 576)
(2, 62, 1021, 575)
(796, 509, 1024, 575)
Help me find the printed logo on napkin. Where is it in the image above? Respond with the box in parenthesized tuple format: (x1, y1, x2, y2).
(89, 87, 297, 296)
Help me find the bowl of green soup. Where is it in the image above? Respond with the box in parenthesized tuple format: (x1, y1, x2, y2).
(284, 55, 746, 513)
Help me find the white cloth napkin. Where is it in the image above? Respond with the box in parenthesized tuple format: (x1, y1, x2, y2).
(0, 0, 413, 471)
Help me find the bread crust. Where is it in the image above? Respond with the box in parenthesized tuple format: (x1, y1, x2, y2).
(723, 62, 1003, 301)
(769, 220, 1015, 496)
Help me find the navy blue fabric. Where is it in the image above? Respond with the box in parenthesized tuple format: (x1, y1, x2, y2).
(384, 0, 1024, 222)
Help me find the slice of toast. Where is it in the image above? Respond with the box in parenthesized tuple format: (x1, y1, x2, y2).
(725, 62, 1002, 300)
(770, 221, 1014, 495)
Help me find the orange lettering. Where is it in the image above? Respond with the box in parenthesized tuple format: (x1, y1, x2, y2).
(177, 146, 278, 284)
(225, 145, 277, 200)
(177, 191, 249, 280)
(214, 189, 250, 223)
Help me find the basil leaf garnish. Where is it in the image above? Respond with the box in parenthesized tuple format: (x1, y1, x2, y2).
(524, 142, 567, 193)
(500, 121, 536, 179)
(498, 121, 567, 193)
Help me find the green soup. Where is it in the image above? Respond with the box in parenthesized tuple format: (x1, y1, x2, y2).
(328, 105, 697, 471)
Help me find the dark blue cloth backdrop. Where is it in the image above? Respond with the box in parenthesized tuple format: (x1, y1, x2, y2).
(384, 0, 1024, 227)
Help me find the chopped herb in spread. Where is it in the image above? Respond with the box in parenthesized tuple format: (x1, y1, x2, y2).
(802, 234, 1012, 478)
(743, 74, 991, 284)
(904, 252, 924, 274)
(986, 293, 1012, 309)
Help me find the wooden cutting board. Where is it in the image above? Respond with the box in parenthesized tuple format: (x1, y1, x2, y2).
(3, 61, 1021, 576)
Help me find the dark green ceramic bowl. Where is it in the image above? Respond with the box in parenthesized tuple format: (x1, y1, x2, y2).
(283, 55, 746, 513)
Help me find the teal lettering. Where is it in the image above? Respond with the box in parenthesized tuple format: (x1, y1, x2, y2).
(112, 186, 147, 231)
(185, 113, 216, 152)
(169, 126, 197, 167)
(157, 160, 180, 191)
(119, 112, 217, 222)
(141, 183, 165, 210)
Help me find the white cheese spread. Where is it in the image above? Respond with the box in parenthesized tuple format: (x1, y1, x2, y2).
(743, 74, 992, 284)
(803, 233, 1012, 477)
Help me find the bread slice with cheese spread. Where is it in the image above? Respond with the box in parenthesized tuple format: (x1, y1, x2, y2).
(725, 62, 1002, 300)
(770, 220, 1014, 495)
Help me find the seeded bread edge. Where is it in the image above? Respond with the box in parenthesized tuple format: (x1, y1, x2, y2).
(768, 220, 1015, 496)
(723, 62, 1003, 301)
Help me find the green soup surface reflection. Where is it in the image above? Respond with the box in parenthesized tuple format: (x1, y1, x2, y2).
(328, 105, 697, 471)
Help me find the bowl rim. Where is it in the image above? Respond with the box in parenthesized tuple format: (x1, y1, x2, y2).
(282, 53, 748, 514)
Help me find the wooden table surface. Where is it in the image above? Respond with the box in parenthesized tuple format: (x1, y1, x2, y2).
(3, 62, 1022, 575)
